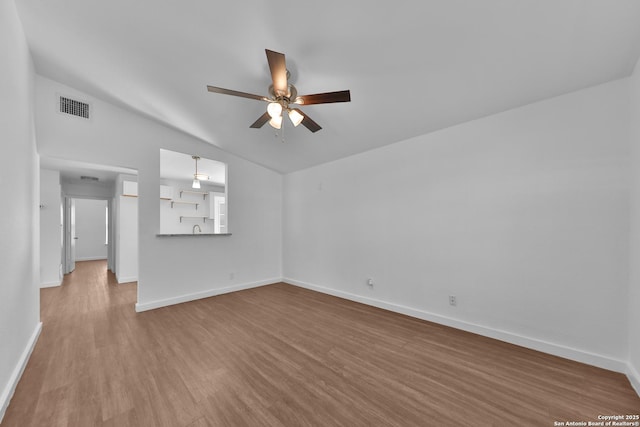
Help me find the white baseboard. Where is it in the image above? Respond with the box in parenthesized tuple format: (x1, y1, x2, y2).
(0, 322, 42, 423)
(40, 279, 62, 288)
(76, 256, 107, 262)
(116, 275, 137, 284)
(628, 362, 640, 397)
(135, 277, 281, 312)
(284, 277, 628, 374)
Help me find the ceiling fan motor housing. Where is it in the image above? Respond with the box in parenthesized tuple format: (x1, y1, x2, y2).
(268, 83, 297, 105)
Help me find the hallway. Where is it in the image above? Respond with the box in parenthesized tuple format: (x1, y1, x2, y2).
(3, 261, 139, 426)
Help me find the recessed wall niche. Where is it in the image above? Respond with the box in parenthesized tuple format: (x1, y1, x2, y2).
(159, 149, 228, 235)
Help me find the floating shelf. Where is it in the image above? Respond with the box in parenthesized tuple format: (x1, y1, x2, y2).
(179, 216, 208, 223)
(180, 190, 208, 200)
(171, 201, 199, 210)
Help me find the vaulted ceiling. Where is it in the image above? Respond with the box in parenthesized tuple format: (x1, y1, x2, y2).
(15, 0, 640, 173)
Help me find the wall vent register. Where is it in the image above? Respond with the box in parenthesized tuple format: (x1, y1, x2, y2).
(59, 96, 90, 119)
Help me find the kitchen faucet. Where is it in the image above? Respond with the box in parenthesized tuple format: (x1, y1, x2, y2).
(192, 224, 201, 234)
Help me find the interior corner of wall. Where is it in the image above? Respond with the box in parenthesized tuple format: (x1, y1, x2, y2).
(628, 361, 640, 398)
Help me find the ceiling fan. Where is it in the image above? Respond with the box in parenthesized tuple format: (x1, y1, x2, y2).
(207, 49, 351, 133)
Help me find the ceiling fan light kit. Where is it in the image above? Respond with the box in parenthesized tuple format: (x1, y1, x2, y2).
(207, 49, 351, 134)
(288, 108, 304, 127)
(269, 115, 283, 130)
(267, 101, 283, 119)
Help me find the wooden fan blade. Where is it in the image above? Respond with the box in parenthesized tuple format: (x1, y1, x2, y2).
(291, 108, 322, 133)
(207, 85, 268, 102)
(250, 111, 271, 128)
(294, 90, 351, 105)
(265, 49, 288, 97)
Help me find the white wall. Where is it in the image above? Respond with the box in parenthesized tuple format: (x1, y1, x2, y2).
(114, 174, 138, 283)
(628, 57, 640, 395)
(0, 0, 41, 421)
(284, 79, 630, 372)
(35, 76, 283, 311)
(73, 198, 108, 261)
(116, 195, 138, 283)
(40, 169, 62, 287)
(112, 174, 137, 277)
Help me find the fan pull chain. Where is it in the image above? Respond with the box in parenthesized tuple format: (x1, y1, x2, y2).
(275, 119, 286, 143)
(281, 119, 286, 143)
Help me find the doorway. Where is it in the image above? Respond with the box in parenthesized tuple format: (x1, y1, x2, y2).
(63, 197, 110, 274)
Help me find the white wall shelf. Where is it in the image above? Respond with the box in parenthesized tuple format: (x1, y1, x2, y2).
(171, 201, 199, 210)
(179, 216, 208, 223)
(180, 190, 208, 199)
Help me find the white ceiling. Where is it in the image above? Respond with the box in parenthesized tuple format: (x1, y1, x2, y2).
(16, 1, 640, 173)
(40, 157, 137, 184)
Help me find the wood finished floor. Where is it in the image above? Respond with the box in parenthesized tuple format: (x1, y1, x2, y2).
(2, 260, 638, 426)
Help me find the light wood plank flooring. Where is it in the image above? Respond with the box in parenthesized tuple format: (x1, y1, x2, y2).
(2, 260, 638, 426)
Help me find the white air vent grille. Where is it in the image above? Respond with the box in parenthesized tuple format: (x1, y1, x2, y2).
(59, 96, 90, 119)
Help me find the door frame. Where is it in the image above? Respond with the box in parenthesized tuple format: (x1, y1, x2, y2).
(62, 195, 113, 274)
(63, 196, 75, 274)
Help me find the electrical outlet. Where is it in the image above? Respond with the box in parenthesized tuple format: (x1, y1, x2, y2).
(367, 278, 374, 287)
(449, 295, 457, 306)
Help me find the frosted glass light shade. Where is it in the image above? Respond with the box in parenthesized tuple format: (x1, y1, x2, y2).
(288, 109, 304, 127)
(192, 179, 201, 189)
(267, 102, 283, 119)
(269, 115, 282, 129)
